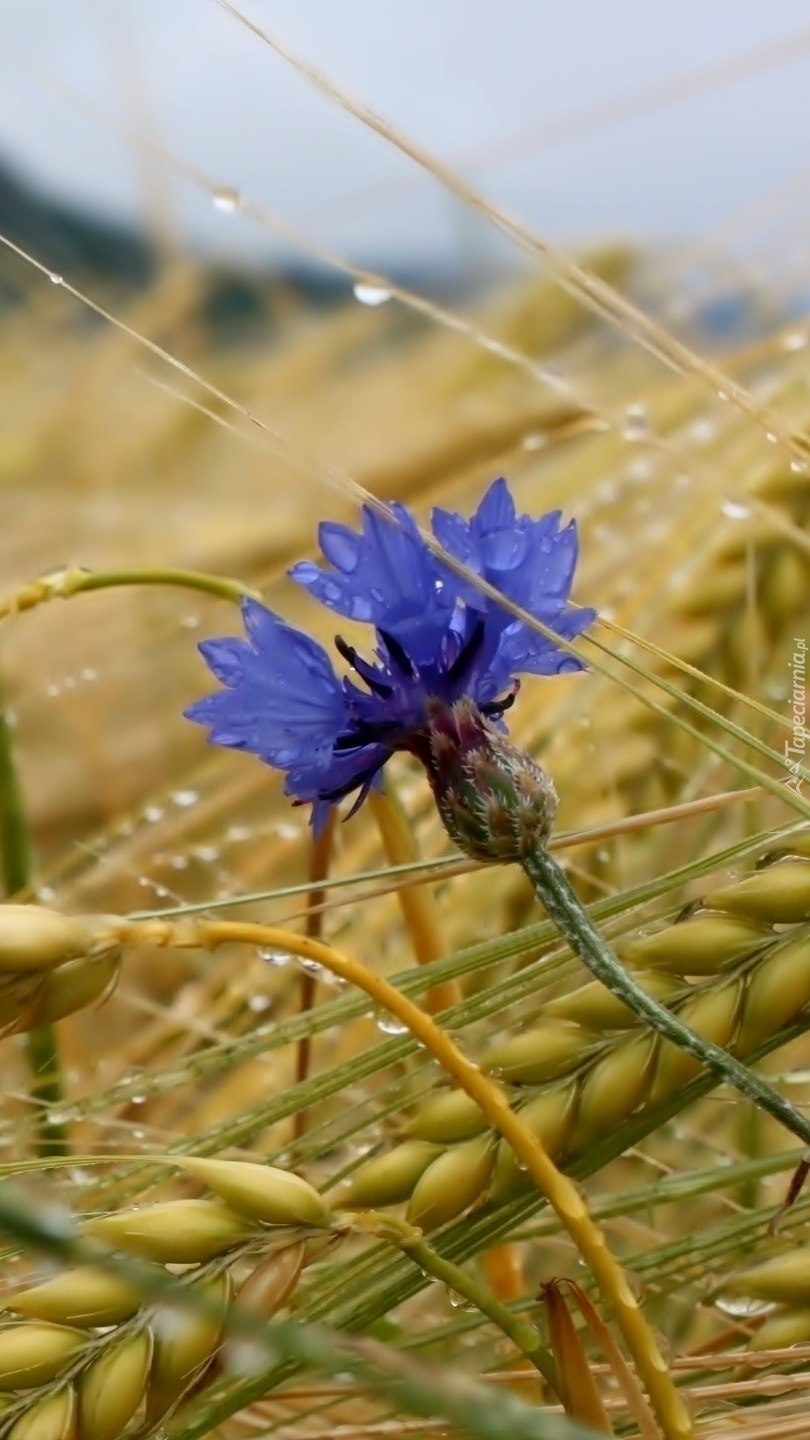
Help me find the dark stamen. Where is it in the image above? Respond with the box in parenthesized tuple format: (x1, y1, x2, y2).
(482, 682, 519, 719)
(333, 719, 401, 751)
(378, 629, 416, 678)
(335, 634, 393, 698)
(334, 634, 357, 667)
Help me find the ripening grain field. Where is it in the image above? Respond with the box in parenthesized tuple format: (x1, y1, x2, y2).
(1, 11, 810, 1440)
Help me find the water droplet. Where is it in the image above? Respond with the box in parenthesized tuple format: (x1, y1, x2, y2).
(247, 993, 271, 1013)
(714, 1294, 773, 1318)
(46, 682, 61, 698)
(223, 1336, 274, 1376)
(622, 403, 650, 441)
(168, 854, 189, 871)
(257, 948, 292, 970)
(67, 1166, 93, 1187)
(628, 456, 653, 483)
(47, 1106, 80, 1125)
(791, 459, 808, 475)
(36, 886, 56, 903)
(181, 615, 200, 630)
(689, 417, 716, 446)
(193, 844, 220, 863)
(273, 822, 301, 841)
(48, 272, 63, 286)
(521, 432, 548, 452)
(784, 331, 808, 352)
(144, 805, 164, 823)
(170, 789, 198, 808)
(446, 1287, 478, 1312)
(226, 824, 251, 842)
(721, 499, 752, 521)
(353, 282, 392, 307)
(766, 432, 778, 445)
(212, 185, 241, 213)
(80, 666, 97, 682)
(374, 1008, 409, 1036)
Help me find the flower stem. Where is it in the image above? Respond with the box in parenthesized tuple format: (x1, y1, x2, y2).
(126, 913, 692, 1440)
(354, 1210, 556, 1389)
(522, 845, 810, 1154)
(0, 691, 67, 1158)
(0, 563, 259, 624)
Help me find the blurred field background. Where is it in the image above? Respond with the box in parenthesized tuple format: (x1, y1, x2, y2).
(3, 4, 810, 1438)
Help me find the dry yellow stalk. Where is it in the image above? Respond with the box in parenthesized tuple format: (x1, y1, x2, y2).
(6, 1267, 145, 1327)
(82, 1199, 257, 1263)
(406, 1136, 496, 1232)
(77, 1330, 153, 1440)
(7, 1385, 76, 1440)
(179, 1158, 332, 1229)
(0, 1324, 84, 1389)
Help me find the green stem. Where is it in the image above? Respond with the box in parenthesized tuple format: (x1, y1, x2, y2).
(522, 845, 810, 1157)
(359, 1211, 556, 1388)
(0, 693, 67, 1158)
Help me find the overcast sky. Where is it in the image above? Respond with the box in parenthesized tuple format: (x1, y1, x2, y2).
(1, 0, 809, 271)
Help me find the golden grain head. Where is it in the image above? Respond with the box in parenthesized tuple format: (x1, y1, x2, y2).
(571, 1034, 656, 1149)
(146, 1271, 231, 1421)
(704, 861, 810, 924)
(482, 1021, 596, 1085)
(405, 1136, 495, 1232)
(78, 1330, 153, 1440)
(0, 908, 90, 974)
(750, 1306, 810, 1351)
(489, 1085, 575, 1202)
(179, 1157, 332, 1230)
(403, 1088, 488, 1144)
(82, 1199, 257, 1264)
(0, 1323, 85, 1390)
(6, 1266, 146, 1328)
(736, 930, 810, 1056)
(31, 952, 120, 1027)
(727, 1250, 810, 1305)
(6, 1385, 76, 1440)
(649, 979, 741, 1104)
(619, 913, 774, 975)
(543, 971, 684, 1030)
(338, 1141, 442, 1210)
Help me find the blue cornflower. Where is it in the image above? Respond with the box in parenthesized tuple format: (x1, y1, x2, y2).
(185, 478, 595, 831)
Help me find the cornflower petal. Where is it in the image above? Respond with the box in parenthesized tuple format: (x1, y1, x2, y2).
(289, 502, 452, 660)
(185, 479, 596, 828)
